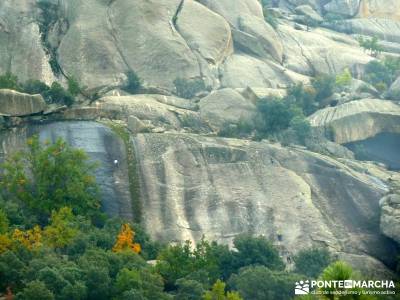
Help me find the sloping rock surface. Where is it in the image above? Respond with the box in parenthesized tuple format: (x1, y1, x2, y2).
(308, 99, 400, 143)
(133, 133, 397, 275)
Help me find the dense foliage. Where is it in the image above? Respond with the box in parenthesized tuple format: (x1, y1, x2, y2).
(0, 73, 77, 106)
(0, 138, 389, 299)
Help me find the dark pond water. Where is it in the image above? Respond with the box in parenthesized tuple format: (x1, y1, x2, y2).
(345, 133, 400, 170)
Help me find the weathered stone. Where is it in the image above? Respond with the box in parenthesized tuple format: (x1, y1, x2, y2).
(176, 0, 233, 65)
(357, 0, 400, 20)
(236, 15, 283, 62)
(133, 133, 397, 272)
(220, 54, 308, 89)
(199, 88, 256, 129)
(0, 89, 46, 116)
(279, 23, 373, 76)
(324, 0, 361, 18)
(295, 5, 323, 23)
(308, 99, 400, 144)
(127, 115, 149, 134)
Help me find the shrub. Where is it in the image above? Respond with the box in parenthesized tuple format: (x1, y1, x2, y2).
(358, 36, 383, 57)
(294, 248, 333, 278)
(232, 234, 285, 271)
(0, 136, 100, 220)
(23, 80, 50, 95)
(123, 71, 142, 94)
(311, 74, 336, 102)
(363, 57, 400, 93)
(0, 72, 20, 90)
(289, 115, 311, 145)
(255, 97, 294, 135)
(45, 82, 75, 106)
(335, 68, 352, 87)
(173, 78, 206, 99)
(67, 76, 81, 96)
(218, 120, 253, 138)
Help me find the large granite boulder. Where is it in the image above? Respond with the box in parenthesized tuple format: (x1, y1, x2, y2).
(330, 18, 400, 44)
(199, 88, 256, 129)
(220, 54, 308, 89)
(324, 0, 361, 18)
(176, 0, 233, 65)
(133, 133, 396, 275)
(58, 0, 203, 92)
(63, 95, 209, 133)
(380, 194, 400, 244)
(357, 0, 400, 20)
(278, 23, 373, 76)
(295, 5, 323, 23)
(0, 89, 46, 116)
(198, 0, 283, 63)
(308, 99, 400, 144)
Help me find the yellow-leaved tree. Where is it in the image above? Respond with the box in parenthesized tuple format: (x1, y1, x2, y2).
(112, 223, 141, 253)
(12, 225, 42, 250)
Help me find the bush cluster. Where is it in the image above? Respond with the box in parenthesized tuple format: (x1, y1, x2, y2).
(0, 73, 79, 106)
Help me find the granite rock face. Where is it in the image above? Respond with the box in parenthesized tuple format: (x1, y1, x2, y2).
(199, 88, 256, 129)
(308, 99, 400, 144)
(0, 89, 46, 116)
(133, 133, 396, 275)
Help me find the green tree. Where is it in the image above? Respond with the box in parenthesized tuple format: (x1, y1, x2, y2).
(203, 280, 242, 300)
(228, 266, 300, 300)
(335, 68, 352, 87)
(23, 80, 50, 95)
(0, 136, 100, 221)
(175, 278, 206, 300)
(255, 97, 294, 135)
(311, 74, 336, 103)
(84, 265, 111, 300)
(43, 207, 79, 248)
(123, 71, 142, 94)
(358, 36, 383, 57)
(67, 76, 81, 96)
(294, 248, 333, 278)
(115, 268, 170, 300)
(289, 116, 311, 145)
(0, 72, 20, 90)
(0, 209, 9, 234)
(16, 280, 55, 300)
(59, 281, 87, 300)
(319, 261, 376, 300)
(232, 234, 285, 271)
(45, 82, 75, 106)
(0, 251, 25, 291)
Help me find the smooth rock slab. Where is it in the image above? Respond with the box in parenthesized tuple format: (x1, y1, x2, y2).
(133, 133, 397, 274)
(0, 89, 46, 116)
